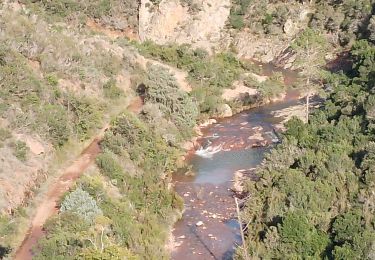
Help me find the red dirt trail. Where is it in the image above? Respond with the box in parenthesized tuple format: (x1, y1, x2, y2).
(14, 134, 103, 260)
(14, 98, 143, 259)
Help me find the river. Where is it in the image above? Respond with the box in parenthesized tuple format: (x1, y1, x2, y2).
(171, 95, 306, 259)
(171, 64, 303, 259)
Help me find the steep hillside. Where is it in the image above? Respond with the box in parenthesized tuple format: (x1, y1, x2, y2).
(1, 0, 374, 259)
(0, 1, 140, 214)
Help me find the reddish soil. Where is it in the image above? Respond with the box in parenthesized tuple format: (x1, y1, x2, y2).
(127, 96, 144, 114)
(14, 95, 144, 259)
(14, 132, 105, 260)
(326, 51, 353, 73)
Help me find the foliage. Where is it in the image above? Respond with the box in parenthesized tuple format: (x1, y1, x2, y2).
(229, 14, 245, 29)
(91, 109, 186, 258)
(21, 0, 140, 30)
(291, 28, 328, 82)
(35, 212, 91, 259)
(143, 64, 198, 135)
(101, 111, 180, 171)
(66, 95, 104, 140)
(239, 38, 375, 259)
(0, 128, 11, 146)
(134, 41, 247, 114)
(96, 151, 125, 184)
(228, 0, 374, 46)
(278, 211, 330, 258)
(77, 246, 138, 260)
(11, 140, 29, 162)
(256, 72, 285, 100)
(37, 104, 71, 146)
(60, 188, 103, 223)
(103, 79, 123, 99)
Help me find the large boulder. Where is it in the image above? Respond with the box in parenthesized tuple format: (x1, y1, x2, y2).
(216, 104, 233, 118)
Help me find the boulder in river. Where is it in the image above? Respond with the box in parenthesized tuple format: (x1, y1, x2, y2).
(196, 221, 204, 227)
(216, 104, 233, 118)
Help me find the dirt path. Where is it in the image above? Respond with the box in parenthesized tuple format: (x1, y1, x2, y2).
(13, 97, 144, 260)
(14, 125, 108, 260)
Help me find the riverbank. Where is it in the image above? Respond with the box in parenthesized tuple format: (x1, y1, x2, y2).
(170, 92, 309, 259)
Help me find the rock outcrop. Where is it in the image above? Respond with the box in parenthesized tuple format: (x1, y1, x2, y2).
(139, 0, 231, 52)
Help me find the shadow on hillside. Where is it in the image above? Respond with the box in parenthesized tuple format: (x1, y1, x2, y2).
(0, 245, 11, 259)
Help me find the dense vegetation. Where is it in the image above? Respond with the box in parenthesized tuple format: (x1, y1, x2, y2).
(134, 41, 287, 114)
(0, 2, 139, 257)
(229, 0, 375, 46)
(1, 0, 375, 259)
(33, 65, 196, 259)
(135, 41, 244, 113)
(238, 38, 375, 259)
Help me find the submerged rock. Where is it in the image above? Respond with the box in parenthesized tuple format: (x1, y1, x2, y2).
(196, 221, 204, 227)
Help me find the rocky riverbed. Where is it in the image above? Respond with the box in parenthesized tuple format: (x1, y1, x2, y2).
(171, 93, 309, 259)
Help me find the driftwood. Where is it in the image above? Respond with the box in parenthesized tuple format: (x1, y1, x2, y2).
(235, 197, 250, 260)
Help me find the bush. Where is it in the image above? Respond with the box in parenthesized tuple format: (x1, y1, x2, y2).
(144, 65, 199, 134)
(229, 14, 245, 29)
(66, 96, 104, 140)
(239, 37, 375, 258)
(279, 211, 330, 258)
(332, 211, 364, 244)
(45, 74, 59, 86)
(103, 79, 123, 99)
(102, 112, 179, 171)
(37, 104, 71, 147)
(60, 188, 102, 223)
(77, 246, 137, 260)
(0, 128, 11, 143)
(96, 151, 125, 184)
(11, 140, 29, 162)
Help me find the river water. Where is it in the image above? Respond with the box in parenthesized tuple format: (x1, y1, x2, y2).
(171, 93, 304, 259)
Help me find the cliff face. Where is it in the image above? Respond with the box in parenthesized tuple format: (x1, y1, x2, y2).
(139, 0, 231, 52)
(138, 0, 313, 65)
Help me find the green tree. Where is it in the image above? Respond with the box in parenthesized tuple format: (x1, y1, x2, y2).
(279, 211, 329, 258)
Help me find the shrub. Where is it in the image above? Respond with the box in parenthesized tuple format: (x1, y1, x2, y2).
(77, 246, 137, 260)
(66, 96, 104, 140)
(102, 112, 179, 171)
(134, 41, 247, 115)
(103, 79, 123, 99)
(332, 211, 364, 244)
(11, 140, 29, 162)
(96, 151, 125, 184)
(37, 104, 70, 146)
(229, 14, 245, 29)
(144, 65, 199, 134)
(60, 188, 102, 223)
(0, 214, 16, 241)
(45, 74, 59, 86)
(0, 128, 11, 143)
(279, 211, 330, 258)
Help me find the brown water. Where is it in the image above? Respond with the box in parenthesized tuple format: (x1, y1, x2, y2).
(251, 60, 300, 86)
(171, 94, 304, 260)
